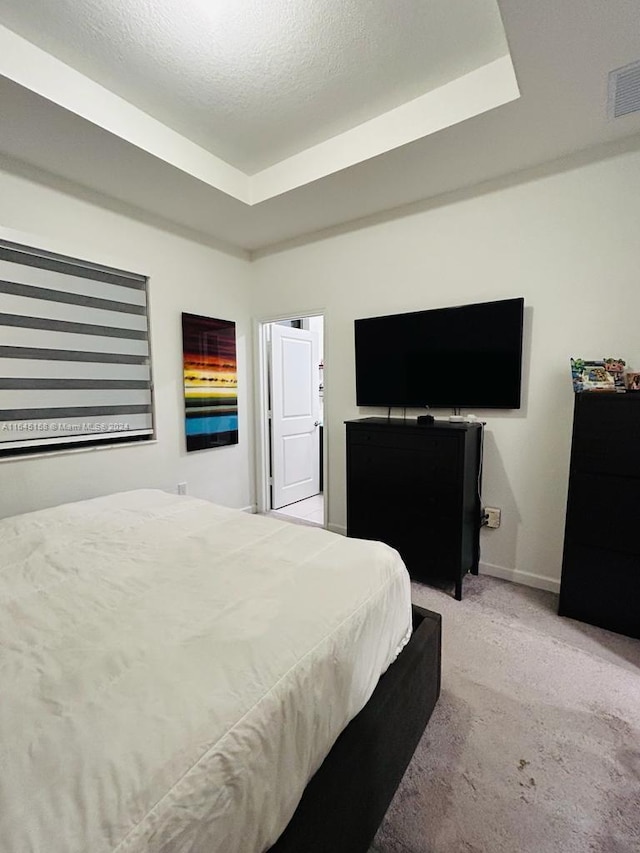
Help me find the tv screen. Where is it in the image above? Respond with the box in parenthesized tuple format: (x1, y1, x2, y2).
(354, 298, 524, 409)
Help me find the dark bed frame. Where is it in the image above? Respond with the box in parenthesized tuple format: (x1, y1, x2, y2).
(269, 604, 442, 853)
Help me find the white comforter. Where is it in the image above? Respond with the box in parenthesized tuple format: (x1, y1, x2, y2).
(0, 490, 411, 853)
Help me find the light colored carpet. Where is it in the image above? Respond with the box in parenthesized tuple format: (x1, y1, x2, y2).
(370, 575, 640, 853)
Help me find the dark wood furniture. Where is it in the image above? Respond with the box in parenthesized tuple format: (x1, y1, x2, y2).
(346, 417, 482, 600)
(559, 392, 640, 639)
(269, 605, 441, 853)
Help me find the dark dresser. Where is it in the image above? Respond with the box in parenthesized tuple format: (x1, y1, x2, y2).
(345, 417, 482, 599)
(559, 393, 640, 639)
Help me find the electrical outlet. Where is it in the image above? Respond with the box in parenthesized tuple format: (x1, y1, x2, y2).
(484, 507, 501, 529)
(177, 482, 187, 496)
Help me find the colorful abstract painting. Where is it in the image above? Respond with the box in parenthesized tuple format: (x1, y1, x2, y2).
(182, 313, 238, 451)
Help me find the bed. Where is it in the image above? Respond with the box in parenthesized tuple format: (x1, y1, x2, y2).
(0, 489, 441, 852)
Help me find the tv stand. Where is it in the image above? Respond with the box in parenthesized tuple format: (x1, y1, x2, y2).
(346, 417, 482, 600)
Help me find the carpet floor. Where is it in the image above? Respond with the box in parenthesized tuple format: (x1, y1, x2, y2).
(370, 575, 640, 853)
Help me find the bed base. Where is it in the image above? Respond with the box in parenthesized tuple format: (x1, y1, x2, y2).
(269, 604, 442, 853)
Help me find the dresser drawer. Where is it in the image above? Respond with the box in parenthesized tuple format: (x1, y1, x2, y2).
(559, 544, 640, 638)
(565, 472, 640, 556)
(347, 443, 461, 502)
(347, 426, 459, 461)
(571, 393, 640, 477)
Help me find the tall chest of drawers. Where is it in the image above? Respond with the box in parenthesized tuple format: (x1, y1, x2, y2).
(346, 417, 482, 600)
(559, 393, 640, 639)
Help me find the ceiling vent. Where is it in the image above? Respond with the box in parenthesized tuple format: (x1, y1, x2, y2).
(608, 60, 640, 118)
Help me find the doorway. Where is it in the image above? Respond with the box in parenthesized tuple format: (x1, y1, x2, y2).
(256, 314, 325, 527)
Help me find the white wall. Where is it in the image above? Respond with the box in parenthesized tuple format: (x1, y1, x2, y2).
(0, 163, 254, 517)
(251, 148, 640, 591)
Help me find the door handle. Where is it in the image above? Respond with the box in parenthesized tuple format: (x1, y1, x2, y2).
(314, 421, 320, 427)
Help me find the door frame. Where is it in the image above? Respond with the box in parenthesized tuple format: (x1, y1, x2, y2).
(254, 310, 327, 522)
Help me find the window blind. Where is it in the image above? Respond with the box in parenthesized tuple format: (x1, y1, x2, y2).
(0, 239, 154, 456)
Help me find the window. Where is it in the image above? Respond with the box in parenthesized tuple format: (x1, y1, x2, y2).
(0, 239, 154, 457)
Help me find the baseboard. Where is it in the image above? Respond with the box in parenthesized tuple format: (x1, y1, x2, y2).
(479, 561, 560, 594)
(328, 522, 347, 536)
(241, 504, 257, 514)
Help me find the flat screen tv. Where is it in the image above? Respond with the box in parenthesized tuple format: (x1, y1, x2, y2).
(354, 297, 524, 409)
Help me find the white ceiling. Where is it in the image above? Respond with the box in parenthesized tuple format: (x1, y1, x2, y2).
(0, 0, 639, 253)
(0, 0, 508, 173)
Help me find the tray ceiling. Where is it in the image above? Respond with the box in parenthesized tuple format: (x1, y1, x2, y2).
(0, 0, 639, 252)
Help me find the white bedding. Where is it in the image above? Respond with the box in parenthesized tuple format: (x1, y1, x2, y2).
(0, 489, 411, 853)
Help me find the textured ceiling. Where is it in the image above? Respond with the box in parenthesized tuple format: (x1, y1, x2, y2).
(0, 0, 639, 253)
(0, 0, 508, 172)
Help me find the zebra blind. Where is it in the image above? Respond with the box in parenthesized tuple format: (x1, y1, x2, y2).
(0, 239, 154, 456)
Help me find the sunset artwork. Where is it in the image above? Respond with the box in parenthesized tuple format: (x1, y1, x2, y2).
(182, 313, 238, 451)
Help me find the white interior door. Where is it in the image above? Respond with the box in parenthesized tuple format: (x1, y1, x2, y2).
(270, 324, 320, 510)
